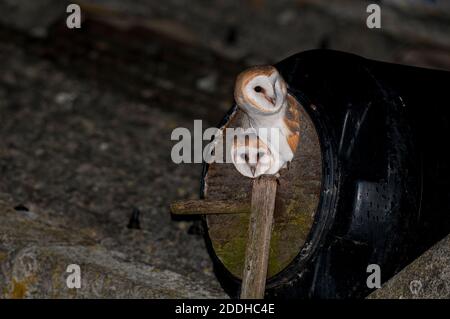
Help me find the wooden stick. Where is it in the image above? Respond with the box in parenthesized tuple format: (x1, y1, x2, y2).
(240, 175, 278, 299)
(170, 199, 250, 215)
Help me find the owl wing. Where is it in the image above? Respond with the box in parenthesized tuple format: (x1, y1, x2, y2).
(284, 94, 302, 154)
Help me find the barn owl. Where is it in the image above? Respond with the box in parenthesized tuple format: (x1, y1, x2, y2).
(206, 65, 300, 179)
(233, 66, 301, 172)
(230, 130, 282, 178)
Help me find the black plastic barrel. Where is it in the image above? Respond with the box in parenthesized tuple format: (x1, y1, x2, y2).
(202, 50, 450, 298)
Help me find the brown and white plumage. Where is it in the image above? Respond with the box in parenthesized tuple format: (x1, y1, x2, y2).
(230, 130, 280, 178)
(208, 65, 300, 179)
(233, 66, 300, 175)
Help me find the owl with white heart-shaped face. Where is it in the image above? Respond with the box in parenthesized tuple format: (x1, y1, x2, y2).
(207, 65, 300, 179)
(233, 66, 301, 175)
(230, 130, 282, 178)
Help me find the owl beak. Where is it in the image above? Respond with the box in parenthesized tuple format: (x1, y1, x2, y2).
(250, 165, 256, 176)
(265, 95, 275, 106)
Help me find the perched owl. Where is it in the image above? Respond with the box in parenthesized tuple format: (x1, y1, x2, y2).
(232, 66, 301, 176)
(230, 130, 281, 178)
(207, 65, 300, 179)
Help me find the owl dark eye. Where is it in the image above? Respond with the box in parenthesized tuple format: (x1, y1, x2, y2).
(254, 86, 263, 93)
(257, 152, 264, 160)
(242, 154, 249, 162)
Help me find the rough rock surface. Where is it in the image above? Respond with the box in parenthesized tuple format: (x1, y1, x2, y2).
(369, 234, 450, 299)
(0, 35, 227, 297)
(0, 196, 225, 298)
(1, 0, 450, 69)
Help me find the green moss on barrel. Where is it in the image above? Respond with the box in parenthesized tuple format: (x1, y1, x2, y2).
(205, 105, 322, 279)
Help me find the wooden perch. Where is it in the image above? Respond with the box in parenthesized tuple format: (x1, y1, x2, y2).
(171, 176, 278, 299)
(240, 175, 278, 299)
(170, 199, 250, 215)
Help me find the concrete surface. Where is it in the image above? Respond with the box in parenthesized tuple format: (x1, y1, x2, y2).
(369, 234, 450, 299)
